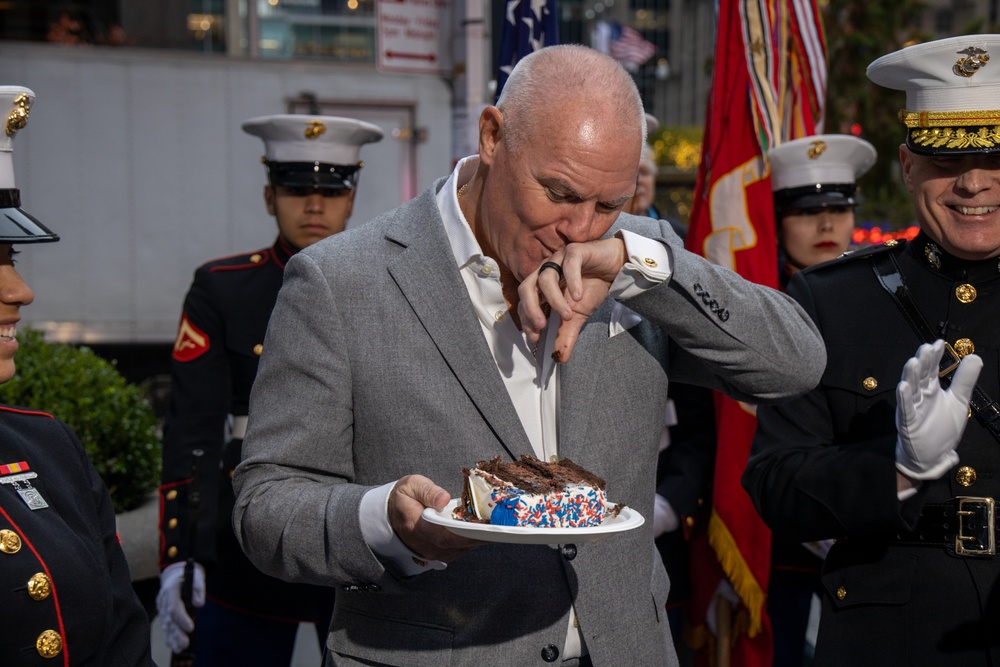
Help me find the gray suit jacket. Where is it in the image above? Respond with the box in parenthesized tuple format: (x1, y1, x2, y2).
(233, 180, 825, 667)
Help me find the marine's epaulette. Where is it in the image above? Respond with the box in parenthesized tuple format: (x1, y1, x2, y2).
(0, 404, 55, 419)
(800, 239, 907, 276)
(203, 248, 272, 273)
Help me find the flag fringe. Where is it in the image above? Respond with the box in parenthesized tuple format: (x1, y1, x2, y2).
(708, 509, 766, 636)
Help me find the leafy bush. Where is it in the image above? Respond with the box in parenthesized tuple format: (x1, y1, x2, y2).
(0, 329, 161, 513)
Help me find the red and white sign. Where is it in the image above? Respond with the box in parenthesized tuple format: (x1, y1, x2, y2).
(376, 0, 452, 75)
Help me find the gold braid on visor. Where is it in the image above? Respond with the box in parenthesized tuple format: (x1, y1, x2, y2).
(900, 109, 1000, 150)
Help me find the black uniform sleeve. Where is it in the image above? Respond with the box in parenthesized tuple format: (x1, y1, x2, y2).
(64, 420, 154, 666)
(159, 266, 229, 568)
(657, 382, 716, 518)
(742, 271, 918, 543)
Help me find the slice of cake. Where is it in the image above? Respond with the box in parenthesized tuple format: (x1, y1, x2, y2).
(454, 454, 618, 528)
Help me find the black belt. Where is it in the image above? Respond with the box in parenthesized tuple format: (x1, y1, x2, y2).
(892, 496, 997, 557)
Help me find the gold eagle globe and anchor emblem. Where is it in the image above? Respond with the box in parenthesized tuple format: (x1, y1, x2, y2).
(304, 120, 327, 140)
(5, 93, 31, 137)
(807, 140, 827, 159)
(954, 46, 989, 78)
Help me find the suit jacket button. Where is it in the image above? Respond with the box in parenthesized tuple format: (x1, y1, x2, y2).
(541, 644, 560, 662)
(561, 544, 577, 561)
(365, 584, 381, 592)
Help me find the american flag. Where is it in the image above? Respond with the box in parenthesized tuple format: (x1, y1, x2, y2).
(609, 24, 656, 70)
(496, 0, 559, 101)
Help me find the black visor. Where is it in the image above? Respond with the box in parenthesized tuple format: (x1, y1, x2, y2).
(774, 183, 857, 213)
(265, 161, 361, 192)
(0, 189, 59, 243)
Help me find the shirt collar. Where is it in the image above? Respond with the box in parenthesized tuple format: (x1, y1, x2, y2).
(437, 156, 484, 268)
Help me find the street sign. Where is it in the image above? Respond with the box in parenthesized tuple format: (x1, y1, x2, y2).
(376, 0, 452, 76)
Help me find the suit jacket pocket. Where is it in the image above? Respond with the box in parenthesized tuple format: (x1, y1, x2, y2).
(821, 541, 916, 609)
(331, 604, 453, 667)
(821, 343, 911, 439)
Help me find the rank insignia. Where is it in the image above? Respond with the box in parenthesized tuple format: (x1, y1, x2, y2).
(172, 314, 210, 362)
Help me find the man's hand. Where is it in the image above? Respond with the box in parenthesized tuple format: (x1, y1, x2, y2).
(157, 561, 206, 653)
(895, 339, 982, 480)
(387, 475, 484, 561)
(518, 238, 627, 363)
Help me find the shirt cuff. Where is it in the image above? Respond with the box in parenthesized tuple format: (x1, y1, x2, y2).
(609, 229, 673, 300)
(359, 482, 447, 576)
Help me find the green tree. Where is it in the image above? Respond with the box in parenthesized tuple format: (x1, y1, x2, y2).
(822, 0, 930, 228)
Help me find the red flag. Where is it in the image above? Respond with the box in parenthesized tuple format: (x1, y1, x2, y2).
(684, 1, 825, 665)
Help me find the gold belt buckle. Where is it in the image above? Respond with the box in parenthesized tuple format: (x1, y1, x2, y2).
(939, 342, 962, 378)
(955, 496, 995, 557)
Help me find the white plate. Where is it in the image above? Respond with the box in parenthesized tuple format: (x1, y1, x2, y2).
(421, 499, 644, 545)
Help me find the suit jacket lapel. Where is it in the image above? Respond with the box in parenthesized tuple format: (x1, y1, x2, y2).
(384, 188, 533, 460)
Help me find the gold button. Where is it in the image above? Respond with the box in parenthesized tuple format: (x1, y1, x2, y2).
(642, 257, 658, 268)
(685, 516, 695, 528)
(482, 264, 493, 275)
(956, 466, 977, 487)
(166, 490, 178, 501)
(36, 629, 62, 658)
(168, 518, 178, 530)
(836, 586, 847, 601)
(954, 338, 975, 358)
(697, 498, 704, 506)
(494, 310, 506, 322)
(167, 546, 178, 558)
(862, 376, 878, 391)
(253, 344, 263, 356)
(412, 557, 427, 567)
(250, 253, 263, 263)
(549, 455, 558, 463)
(27, 572, 51, 601)
(884, 239, 899, 247)
(956, 283, 977, 303)
(229, 469, 235, 479)
(0, 529, 22, 554)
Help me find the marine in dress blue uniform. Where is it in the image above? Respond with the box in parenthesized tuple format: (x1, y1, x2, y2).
(765, 133, 876, 667)
(157, 114, 382, 665)
(744, 35, 1000, 666)
(0, 85, 153, 665)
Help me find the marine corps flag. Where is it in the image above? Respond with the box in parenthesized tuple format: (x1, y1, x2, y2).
(685, 0, 826, 665)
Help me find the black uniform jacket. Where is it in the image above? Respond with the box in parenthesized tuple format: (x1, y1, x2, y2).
(655, 382, 715, 607)
(0, 405, 152, 665)
(743, 234, 1000, 666)
(159, 237, 332, 620)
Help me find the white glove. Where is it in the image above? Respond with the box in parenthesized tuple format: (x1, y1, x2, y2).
(895, 340, 982, 480)
(157, 561, 206, 653)
(652, 494, 680, 537)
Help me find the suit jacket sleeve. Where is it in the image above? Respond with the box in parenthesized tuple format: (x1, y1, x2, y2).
(233, 251, 382, 588)
(620, 216, 826, 403)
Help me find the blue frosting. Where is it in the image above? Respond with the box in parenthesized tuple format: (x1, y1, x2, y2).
(490, 498, 519, 526)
